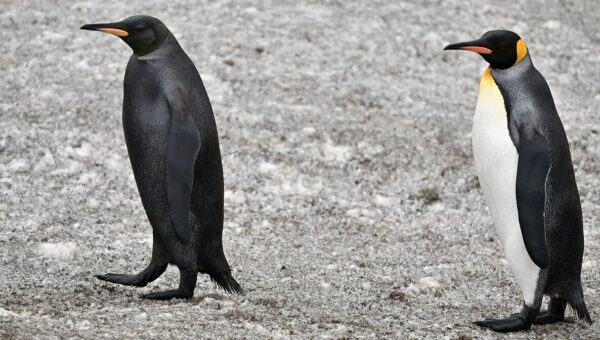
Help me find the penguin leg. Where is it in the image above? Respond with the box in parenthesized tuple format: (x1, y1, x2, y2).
(141, 268, 197, 300)
(533, 297, 566, 324)
(95, 261, 167, 287)
(474, 303, 538, 332)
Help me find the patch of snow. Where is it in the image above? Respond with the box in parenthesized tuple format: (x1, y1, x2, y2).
(358, 141, 384, 157)
(50, 160, 82, 176)
(258, 162, 279, 174)
(74, 142, 93, 158)
(255, 219, 272, 231)
(0, 307, 19, 318)
(7, 158, 30, 172)
(582, 260, 596, 270)
(77, 171, 98, 184)
(419, 277, 441, 288)
(373, 195, 393, 207)
(543, 20, 561, 30)
(407, 277, 442, 294)
(346, 208, 361, 218)
(134, 312, 148, 320)
(225, 190, 246, 204)
(301, 127, 316, 136)
(33, 151, 55, 172)
(87, 198, 100, 208)
(271, 178, 323, 196)
(38, 242, 77, 260)
(320, 141, 352, 163)
(104, 154, 126, 172)
(76, 320, 92, 330)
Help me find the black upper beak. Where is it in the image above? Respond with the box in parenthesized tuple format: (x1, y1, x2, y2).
(444, 39, 481, 50)
(444, 41, 470, 51)
(80, 22, 129, 37)
(81, 23, 106, 31)
(443, 39, 492, 54)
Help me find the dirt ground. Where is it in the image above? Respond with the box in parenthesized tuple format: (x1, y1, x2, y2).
(1, 0, 600, 338)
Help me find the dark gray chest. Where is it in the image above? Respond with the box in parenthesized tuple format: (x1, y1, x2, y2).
(122, 59, 170, 143)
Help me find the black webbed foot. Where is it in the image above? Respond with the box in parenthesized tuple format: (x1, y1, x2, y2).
(141, 269, 197, 301)
(95, 273, 148, 287)
(95, 262, 167, 287)
(474, 304, 537, 333)
(534, 297, 566, 324)
(141, 289, 194, 300)
(534, 310, 564, 324)
(474, 316, 531, 332)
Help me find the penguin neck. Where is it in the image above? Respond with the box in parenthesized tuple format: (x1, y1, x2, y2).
(134, 33, 180, 60)
(491, 53, 533, 77)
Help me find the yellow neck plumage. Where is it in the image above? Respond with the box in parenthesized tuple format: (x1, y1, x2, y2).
(478, 39, 528, 107)
(478, 68, 506, 119)
(475, 39, 528, 120)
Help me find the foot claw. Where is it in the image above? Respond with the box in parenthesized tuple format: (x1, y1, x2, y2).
(534, 310, 564, 324)
(474, 316, 531, 332)
(141, 289, 194, 300)
(95, 273, 147, 287)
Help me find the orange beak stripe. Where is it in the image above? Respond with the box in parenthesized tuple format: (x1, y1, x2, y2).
(98, 28, 129, 37)
(460, 46, 492, 54)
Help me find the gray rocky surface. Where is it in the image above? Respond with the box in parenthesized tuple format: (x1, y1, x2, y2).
(1, 0, 600, 338)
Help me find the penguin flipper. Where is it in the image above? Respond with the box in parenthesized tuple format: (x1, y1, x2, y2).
(165, 86, 200, 244)
(515, 127, 550, 269)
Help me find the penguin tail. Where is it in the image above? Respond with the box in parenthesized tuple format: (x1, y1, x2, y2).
(208, 269, 245, 295)
(569, 286, 593, 325)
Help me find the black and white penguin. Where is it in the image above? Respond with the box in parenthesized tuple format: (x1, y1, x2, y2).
(444, 30, 592, 332)
(81, 15, 243, 299)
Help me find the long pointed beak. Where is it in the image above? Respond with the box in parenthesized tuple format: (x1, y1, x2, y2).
(444, 40, 492, 55)
(80, 23, 129, 37)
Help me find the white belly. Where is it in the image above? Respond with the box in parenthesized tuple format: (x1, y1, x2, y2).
(472, 69, 540, 305)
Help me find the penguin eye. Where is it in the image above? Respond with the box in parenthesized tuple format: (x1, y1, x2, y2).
(134, 26, 145, 32)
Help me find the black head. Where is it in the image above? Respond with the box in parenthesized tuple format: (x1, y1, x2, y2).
(81, 15, 169, 56)
(444, 30, 528, 69)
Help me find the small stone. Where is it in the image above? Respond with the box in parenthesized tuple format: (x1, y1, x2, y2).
(389, 291, 406, 301)
(421, 187, 440, 203)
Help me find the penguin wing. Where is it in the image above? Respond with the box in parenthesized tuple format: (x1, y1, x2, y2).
(515, 124, 551, 269)
(165, 86, 201, 245)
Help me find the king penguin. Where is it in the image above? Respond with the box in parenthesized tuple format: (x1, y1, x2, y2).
(81, 15, 243, 299)
(444, 30, 592, 332)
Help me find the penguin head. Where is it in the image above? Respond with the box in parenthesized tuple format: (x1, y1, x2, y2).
(81, 15, 170, 56)
(444, 30, 528, 69)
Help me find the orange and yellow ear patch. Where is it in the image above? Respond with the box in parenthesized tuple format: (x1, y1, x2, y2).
(98, 28, 129, 37)
(515, 39, 527, 65)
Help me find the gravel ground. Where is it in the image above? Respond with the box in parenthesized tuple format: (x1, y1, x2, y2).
(1, 0, 600, 338)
